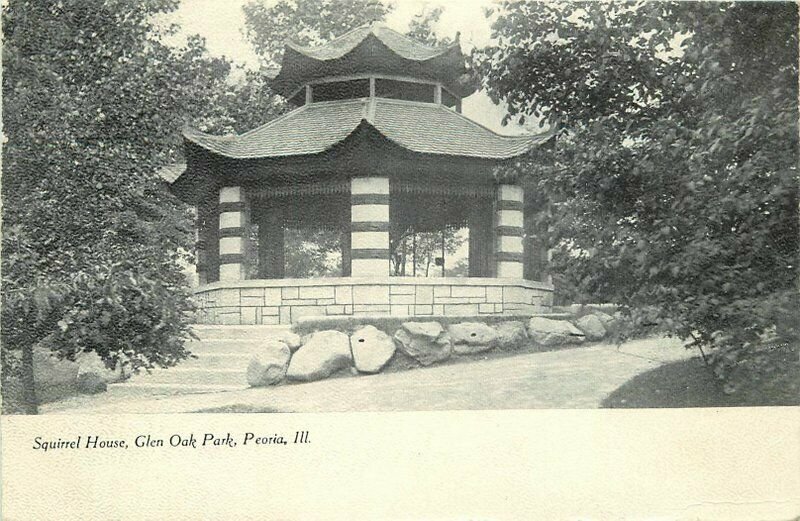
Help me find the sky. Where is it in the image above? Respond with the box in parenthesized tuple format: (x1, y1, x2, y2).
(165, 0, 532, 135)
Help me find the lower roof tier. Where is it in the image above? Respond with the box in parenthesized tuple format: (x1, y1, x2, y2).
(183, 98, 554, 161)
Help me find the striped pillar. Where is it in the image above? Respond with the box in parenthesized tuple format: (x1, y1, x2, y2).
(218, 186, 248, 282)
(350, 177, 390, 277)
(495, 184, 524, 278)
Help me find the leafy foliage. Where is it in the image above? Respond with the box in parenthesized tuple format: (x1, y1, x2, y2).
(242, 0, 392, 68)
(391, 230, 466, 277)
(474, 1, 799, 381)
(1, 0, 258, 411)
(284, 229, 343, 278)
(406, 6, 453, 46)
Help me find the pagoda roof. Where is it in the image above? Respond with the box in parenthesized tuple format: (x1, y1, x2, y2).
(272, 24, 476, 98)
(183, 98, 553, 161)
(287, 24, 453, 62)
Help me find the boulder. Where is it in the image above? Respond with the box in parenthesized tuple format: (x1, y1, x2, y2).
(350, 325, 395, 374)
(575, 314, 607, 341)
(593, 311, 615, 325)
(287, 330, 352, 382)
(449, 322, 498, 355)
(393, 322, 452, 366)
(494, 321, 529, 350)
(527, 317, 586, 347)
(247, 341, 291, 387)
(272, 330, 303, 352)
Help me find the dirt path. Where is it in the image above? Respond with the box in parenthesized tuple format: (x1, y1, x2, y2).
(41, 337, 696, 414)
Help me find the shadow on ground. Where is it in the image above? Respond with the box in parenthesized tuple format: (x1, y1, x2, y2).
(601, 344, 799, 408)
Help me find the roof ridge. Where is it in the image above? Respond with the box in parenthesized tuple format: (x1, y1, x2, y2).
(286, 24, 371, 52)
(238, 104, 312, 137)
(285, 24, 455, 60)
(369, 98, 546, 141)
(372, 25, 456, 52)
(430, 101, 551, 141)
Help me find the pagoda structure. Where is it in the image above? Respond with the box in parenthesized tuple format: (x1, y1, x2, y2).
(170, 24, 555, 325)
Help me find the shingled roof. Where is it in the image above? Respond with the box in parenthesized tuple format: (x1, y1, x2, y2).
(272, 24, 475, 98)
(183, 98, 553, 161)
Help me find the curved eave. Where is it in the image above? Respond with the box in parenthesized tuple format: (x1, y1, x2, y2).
(273, 33, 474, 98)
(181, 115, 553, 164)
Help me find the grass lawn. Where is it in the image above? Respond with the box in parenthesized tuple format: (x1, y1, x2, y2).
(602, 343, 799, 408)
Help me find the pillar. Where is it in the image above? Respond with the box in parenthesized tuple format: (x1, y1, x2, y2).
(257, 202, 284, 279)
(468, 198, 493, 277)
(350, 177, 390, 277)
(218, 186, 249, 282)
(494, 184, 524, 278)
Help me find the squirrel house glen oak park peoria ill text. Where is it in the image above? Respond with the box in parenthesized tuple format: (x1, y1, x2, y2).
(31, 431, 311, 451)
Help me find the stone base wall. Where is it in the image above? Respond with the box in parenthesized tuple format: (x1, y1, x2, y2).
(193, 277, 554, 325)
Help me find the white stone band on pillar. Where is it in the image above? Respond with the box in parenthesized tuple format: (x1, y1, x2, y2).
(495, 184, 524, 279)
(218, 185, 247, 282)
(351, 177, 390, 277)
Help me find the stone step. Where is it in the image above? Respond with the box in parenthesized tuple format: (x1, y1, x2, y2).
(184, 339, 272, 352)
(189, 325, 291, 341)
(98, 326, 296, 395)
(179, 353, 253, 371)
(129, 367, 248, 386)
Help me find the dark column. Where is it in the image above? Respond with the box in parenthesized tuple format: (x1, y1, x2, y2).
(196, 196, 218, 284)
(468, 199, 493, 277)
(257, 201, 285, 279)
(341, 219, 352, 277)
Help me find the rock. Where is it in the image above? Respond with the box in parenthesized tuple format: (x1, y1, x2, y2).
(593, 311, 615, 325)
(449, 322, 498, 355)
(350, 325, 395, 374)
(273, 330, 303, 352)
(287, 330, 352, 382)
(402, 321, 445, 339)
(393, 322, 452, 366)
(76, 372, 107, 394)
(527, 317, 586, 347)
(494, 321, 529, 350)
(575, 314, 606, 341)
(247, 341, 291, 386)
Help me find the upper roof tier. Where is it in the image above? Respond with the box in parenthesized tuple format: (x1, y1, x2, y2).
(271, 24, 477, 99)
(183, 98, 554, 161)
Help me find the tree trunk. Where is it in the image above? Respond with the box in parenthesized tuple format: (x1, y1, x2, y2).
(19, 343, 39, 414)
(412, 232, 417, 277)
(400, 237, 407, 276)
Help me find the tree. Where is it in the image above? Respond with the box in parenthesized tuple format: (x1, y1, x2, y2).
(242, 0, 392, 68)
(1, 0, 249, 412)
(474, 2, 799, 381)
(391, 229, 465, 277)
(407, 6, 452, 46)
(284, 228, 343, 278)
